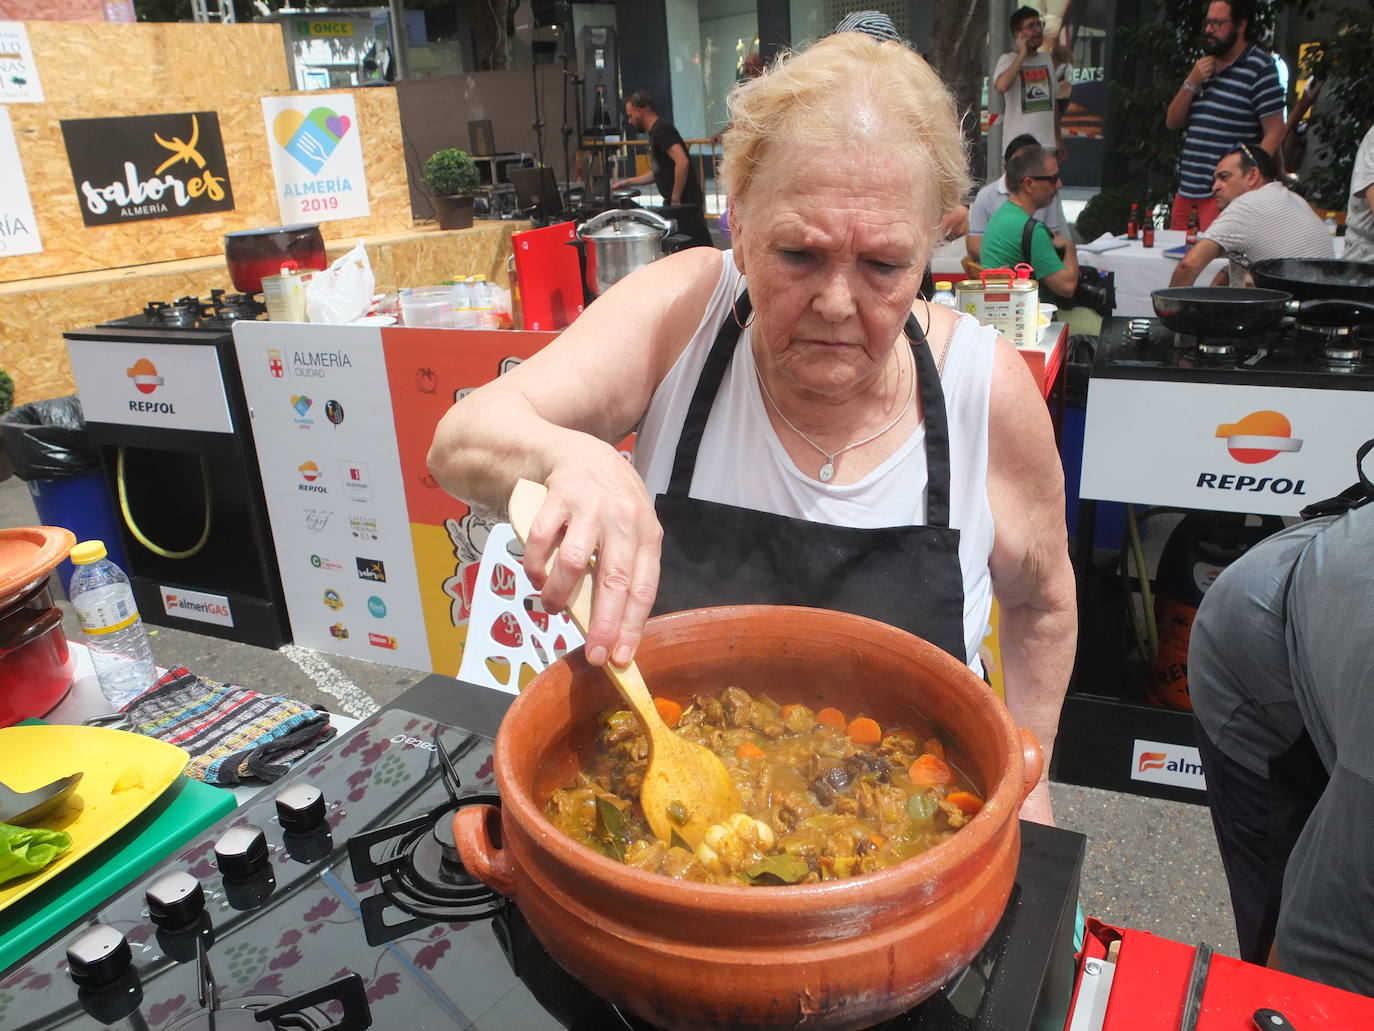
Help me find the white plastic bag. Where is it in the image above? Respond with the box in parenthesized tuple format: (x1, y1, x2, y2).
(304, 241, 375, 324)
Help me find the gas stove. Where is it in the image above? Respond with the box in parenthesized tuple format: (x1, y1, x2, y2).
(100, 291, 265, 333)
(1098, 315, 1374, 387)
(0, 675, 1084, 1030)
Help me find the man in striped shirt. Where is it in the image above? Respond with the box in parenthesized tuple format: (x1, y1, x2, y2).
(1169, 142, 1333, 288)
(1165, 0, 1284, 230)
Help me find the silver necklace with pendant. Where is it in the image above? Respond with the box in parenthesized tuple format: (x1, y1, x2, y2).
(755, 354, 918, 484)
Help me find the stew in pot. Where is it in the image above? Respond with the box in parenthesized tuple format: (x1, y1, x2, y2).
(545, 686, 985, 885)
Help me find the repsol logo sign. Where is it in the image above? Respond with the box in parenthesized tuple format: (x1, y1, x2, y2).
(1195, 473, 1307, 496)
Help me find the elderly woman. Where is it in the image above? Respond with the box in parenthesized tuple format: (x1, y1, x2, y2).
(428, 34, 1075, 824)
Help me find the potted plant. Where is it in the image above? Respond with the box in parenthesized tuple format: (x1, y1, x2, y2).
(423, 148, 481, 230)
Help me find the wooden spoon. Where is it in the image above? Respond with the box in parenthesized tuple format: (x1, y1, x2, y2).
(508, 478, 742, 848)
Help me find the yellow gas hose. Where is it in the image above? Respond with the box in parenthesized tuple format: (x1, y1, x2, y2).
(116, 446, 212, 559)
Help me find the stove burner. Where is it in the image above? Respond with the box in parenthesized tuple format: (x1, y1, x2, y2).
(164, 996, 325, 1031)
(144, 298, 203, 327)
(350, 795, 505, 944)
(163, 977, 370, 1031)
(209, 289, 266, 322)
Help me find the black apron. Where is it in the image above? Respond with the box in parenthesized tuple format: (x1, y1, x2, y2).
(650, 290, 968, 661)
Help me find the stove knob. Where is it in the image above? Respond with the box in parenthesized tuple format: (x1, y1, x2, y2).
(215, 824, 269, 880)
(146, 870, 205, 930)
(66, 924, 133, 989)
(275, 783, 326, 834)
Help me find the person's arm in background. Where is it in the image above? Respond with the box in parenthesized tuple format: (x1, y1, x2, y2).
(993, 48, 1023, 96)
(940, 205, 969, 243)
(1167, 56, 1216, 130)
(427, 247, 724, 666)
(985, 336, 1077, 825)
(1170, 237, 1224, 286)
(611, 168, 655, 190)
(665, 142, 691, 205)
(1034, 222, 1077, 297)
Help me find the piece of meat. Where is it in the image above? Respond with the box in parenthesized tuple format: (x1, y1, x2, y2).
(721, 685, 786, 738)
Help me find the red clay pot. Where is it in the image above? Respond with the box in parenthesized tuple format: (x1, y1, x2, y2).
(454, 605, 1042, 1030)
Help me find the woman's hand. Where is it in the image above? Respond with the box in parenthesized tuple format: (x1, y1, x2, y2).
(519, 451, 663, 668)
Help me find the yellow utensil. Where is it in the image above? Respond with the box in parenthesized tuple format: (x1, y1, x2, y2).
(508, 478, 742, 848)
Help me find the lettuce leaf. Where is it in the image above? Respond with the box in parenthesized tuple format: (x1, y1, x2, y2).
(0, 822, 73, 886)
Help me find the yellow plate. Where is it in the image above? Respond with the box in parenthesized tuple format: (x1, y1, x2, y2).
(0, 724, 188, 911)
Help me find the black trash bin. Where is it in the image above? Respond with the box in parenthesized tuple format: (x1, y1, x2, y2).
(0, 396, 129, 594)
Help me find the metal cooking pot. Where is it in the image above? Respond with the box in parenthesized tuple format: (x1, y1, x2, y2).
(572, 209, 674, 300)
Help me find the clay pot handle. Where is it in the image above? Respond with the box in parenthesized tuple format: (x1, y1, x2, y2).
(1018, 728, 1045, 803)
(452, 805, 518, 899)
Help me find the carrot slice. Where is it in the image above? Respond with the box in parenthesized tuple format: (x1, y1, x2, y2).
(735, 741, 765, 760)
(909, 752, 952, 787)
(653, 696, 683, 728)
(779, 704, 804, 719)
(946, 790, 984, 816)
(846, 716, 882, 746)
(815, 706, 846, 729)
(924, 736, 946, 759)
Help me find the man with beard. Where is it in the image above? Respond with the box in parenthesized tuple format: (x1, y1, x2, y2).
(1165, 0, 1284, 230)
(613, 91, 713, 248)
(994, 7, 1063, 156)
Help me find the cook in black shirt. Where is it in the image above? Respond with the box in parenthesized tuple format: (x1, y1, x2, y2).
(613, 90, 713, 248)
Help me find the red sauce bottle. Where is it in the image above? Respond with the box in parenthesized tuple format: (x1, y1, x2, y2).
(1127, 202, 1139, 241)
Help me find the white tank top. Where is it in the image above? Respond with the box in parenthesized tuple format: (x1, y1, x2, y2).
(635, 252, 998, 669)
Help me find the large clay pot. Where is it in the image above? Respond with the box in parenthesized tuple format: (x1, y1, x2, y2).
(454, 605, 1042, 1031)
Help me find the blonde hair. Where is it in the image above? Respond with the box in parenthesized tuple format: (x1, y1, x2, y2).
(722, 33, 970, 227)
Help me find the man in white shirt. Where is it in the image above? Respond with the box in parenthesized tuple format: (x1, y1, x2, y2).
(993, 7, 1062, 156)
(967, 132, 1068, 261)
(1346, 123, 1374, 263)
(1170, 142, 1334, 287)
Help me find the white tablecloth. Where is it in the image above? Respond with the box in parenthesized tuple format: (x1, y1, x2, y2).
(1084, 230, 1348, 319)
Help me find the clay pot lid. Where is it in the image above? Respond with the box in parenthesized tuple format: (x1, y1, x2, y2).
(0, 526, 77, 605)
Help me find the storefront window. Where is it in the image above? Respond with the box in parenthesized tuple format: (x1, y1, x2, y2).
(665, 0, 759, 140)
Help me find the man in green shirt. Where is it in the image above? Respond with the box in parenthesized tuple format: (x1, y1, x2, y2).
(979, 145, 1100, 334)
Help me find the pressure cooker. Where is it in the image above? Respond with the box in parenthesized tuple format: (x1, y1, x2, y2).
(572, 208, 676, 301)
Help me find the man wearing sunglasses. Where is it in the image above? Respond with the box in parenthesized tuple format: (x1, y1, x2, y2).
(1169, 142, 1333, 288)
(980, 144, 1101, 334)
(1165, 0, 1285, 232)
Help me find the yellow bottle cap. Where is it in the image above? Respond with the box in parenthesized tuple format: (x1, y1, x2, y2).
(70, 540, 108, 564)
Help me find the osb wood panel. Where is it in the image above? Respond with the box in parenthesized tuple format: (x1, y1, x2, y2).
(21, 22, 289, 100)
(0, 222, 525, 405)
(0, 24, 411, 283)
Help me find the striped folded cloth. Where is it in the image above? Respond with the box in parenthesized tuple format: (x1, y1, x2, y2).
(122, 667, 337, 786)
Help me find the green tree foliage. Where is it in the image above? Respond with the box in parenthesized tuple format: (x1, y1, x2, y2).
(1289, 5, 1374, 210)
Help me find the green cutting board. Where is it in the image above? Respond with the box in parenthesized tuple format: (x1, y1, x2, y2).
(0, 729, 236, 972)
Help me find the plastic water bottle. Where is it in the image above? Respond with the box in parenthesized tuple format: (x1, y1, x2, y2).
(68, 540, 157, 708)
(931, 280, 957, 309)
(451, 275, 473, 328)
(471, 275, 497, 329)
(1325, 213, 1338, 237)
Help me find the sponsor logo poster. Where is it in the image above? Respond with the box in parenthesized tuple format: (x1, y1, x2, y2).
(0, 22, 43, 103)
(66, 340, 232, 432)
(0, 107, 41, 256)
(233, 322, 426, 669)
(60, 112, 234, 226)
(261, 94, 369, 224)
(1081, 379, 1374, 515)
(1131, 738, 1206, 792)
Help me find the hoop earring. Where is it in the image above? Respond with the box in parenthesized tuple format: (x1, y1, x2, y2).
(731, 295, 755, 331)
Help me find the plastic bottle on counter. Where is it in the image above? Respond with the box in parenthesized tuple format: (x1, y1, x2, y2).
(1325, 213, 1338, 237)
(68, 540, 157, 708)
(930, 280, 957, 309)
(471, 275, 497, 330)
(451, 276, 474, 329)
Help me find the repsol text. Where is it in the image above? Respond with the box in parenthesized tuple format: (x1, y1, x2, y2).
(1196, 473, 1307, 495)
